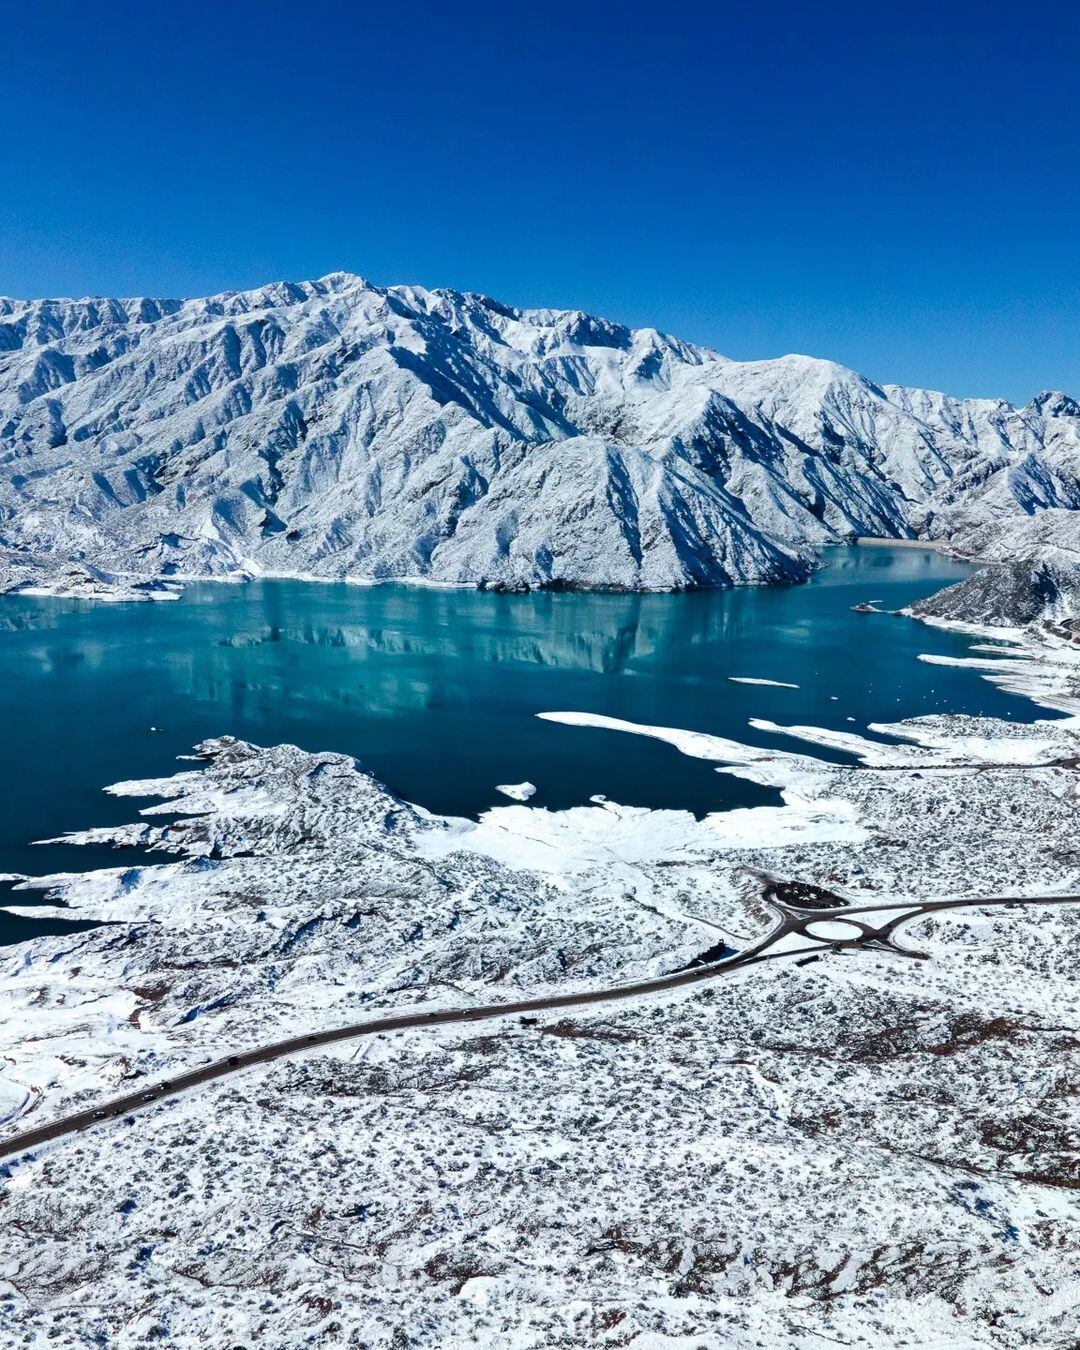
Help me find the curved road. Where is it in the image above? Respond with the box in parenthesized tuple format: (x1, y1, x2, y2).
(1, 877, 1077, 1162)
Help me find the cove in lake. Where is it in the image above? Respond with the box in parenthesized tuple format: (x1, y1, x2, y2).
(0, 546, 1034, 943)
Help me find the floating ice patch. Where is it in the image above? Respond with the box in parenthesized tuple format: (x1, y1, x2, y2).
(525, 711, 866, 855)
(728, 677, 800, 688)
(536, 711, 826, 785)
(495, 782, 536, 802)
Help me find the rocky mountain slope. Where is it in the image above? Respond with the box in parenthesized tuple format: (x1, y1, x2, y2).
(1, 272, 1078, 593)
(910, 558, 1080, 627)
(908, 509, 1080, 630)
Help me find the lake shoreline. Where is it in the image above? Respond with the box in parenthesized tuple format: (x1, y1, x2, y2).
(0, 627, 1077, 1347)
(0, 545, 1011, 935)
(5, 539, 959, 605)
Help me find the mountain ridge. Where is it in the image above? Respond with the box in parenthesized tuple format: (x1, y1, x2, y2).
(1, 273, 1077, 596)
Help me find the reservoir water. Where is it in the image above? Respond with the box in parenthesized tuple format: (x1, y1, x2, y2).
(0, 546, 1034, 943)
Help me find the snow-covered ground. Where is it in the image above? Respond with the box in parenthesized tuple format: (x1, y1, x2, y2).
(1, 273, 1078, 596)
(0, 547, 183, 602)
(0, 607, 1078, 1346)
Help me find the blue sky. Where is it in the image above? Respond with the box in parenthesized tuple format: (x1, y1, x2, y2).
(2, 0, 1077, 402)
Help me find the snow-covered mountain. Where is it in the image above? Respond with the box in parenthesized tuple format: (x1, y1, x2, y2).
(1, 272, 1077, 593)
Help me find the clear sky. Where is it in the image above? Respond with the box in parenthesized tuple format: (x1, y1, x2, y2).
(2, 0, 1077, 403)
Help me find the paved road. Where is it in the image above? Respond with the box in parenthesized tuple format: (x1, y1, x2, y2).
(1, 876, 1076, 1162)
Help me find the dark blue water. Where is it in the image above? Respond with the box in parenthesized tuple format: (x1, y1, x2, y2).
(0, 547, 1030, 943)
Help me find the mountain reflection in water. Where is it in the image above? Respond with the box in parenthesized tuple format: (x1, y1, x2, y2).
(0, 546, 1033, 946)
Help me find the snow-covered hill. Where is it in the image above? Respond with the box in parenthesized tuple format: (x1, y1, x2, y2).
(1, 272, 1077, 593)
(910, 557, 1080, 628)
(905, 509, 1080, 630)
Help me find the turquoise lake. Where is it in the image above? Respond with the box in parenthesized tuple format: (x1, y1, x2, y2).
(0, 546, 1037, 944)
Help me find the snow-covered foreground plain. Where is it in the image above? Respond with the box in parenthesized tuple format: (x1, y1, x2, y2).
(0, 621, 1078, 1346)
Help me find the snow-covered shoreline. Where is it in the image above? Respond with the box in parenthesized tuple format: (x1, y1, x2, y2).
(0, 603, 1078, 1345)
(1, 553, 819, 605)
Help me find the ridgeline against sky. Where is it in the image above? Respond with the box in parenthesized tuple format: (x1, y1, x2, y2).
(2, 273, 1078, 600)
(1, 0, 1077, 401)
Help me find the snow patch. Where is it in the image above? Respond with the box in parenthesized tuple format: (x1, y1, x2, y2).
(728, 677, 800, 688)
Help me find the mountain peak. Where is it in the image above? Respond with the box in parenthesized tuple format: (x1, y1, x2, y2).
(314, 270, 370, 290)
(1026, 389, 1080, 419)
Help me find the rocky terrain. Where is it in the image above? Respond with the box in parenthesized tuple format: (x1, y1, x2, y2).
(1, 273, 1078, 594)
(0, 545, 181, 602)
(0, 617, 1078, 1346)
(910, 558, 1080, 628)
(908, 509, 1079, 631)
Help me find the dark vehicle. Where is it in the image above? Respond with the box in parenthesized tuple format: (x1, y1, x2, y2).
(226, 1055, 241, 1066)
